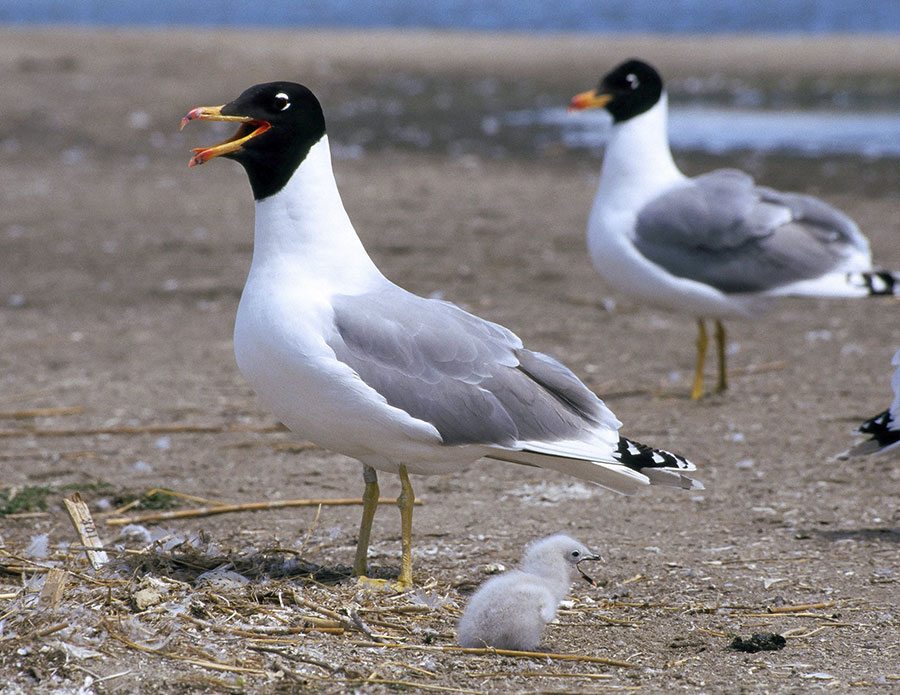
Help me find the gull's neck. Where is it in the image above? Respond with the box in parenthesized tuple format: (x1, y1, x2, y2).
(597, 93, 684, 208)
(249, 136, 383, 292)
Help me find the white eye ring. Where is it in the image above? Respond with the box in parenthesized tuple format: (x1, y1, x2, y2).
(275, 92, 291, 111)
(626, 73, 639, 89)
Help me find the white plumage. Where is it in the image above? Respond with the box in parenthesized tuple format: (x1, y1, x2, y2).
(570, 59, 899, 398)
(457, 534, 600, 650)
(183, 81, 700, 588)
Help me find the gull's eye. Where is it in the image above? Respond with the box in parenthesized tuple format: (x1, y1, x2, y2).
(571, 550, 581, 558)
(626, 73, 640, 89)
(273, 92, 291, 111)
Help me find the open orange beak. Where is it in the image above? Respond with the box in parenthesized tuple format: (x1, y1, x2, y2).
(568, 89, 613, 112)
(180, 105, 271, 167)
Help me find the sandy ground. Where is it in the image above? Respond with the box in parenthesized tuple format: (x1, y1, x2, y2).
(1, 29, 899, 694)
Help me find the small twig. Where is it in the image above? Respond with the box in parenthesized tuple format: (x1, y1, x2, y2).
(767, 601, 836, 614)
(348, 608, 381, 642)
(469, 671, 614, 680)
(592, 614, 639, 627)
(317, 676, 482, 695)
(290, 589, 379, 638)
(783, 624, 854, 639)
(0, 407, 84, 419)
(184, 615, 343, 636)
(295, 503, 322, 556)
(107, 488, 226, 517)
(0, 552, 115, 586)
(0, 422, 286, 439)
(248, 644, 340, 674)
(104, 497, 419, 526)
(348, 641, 636, 667)
(105, 622, 272, 676)
(33, 621, 69, 638)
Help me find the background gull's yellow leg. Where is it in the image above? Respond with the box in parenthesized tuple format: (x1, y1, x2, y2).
(690, 318, 708, 400)
(715, 320, 728, 393)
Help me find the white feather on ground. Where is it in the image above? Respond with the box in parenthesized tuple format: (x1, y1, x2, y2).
(457, 534, 600, 650)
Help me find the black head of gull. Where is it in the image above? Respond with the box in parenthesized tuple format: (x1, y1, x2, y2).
(569, 58, 663, 123)
(181, 81, 326, 201)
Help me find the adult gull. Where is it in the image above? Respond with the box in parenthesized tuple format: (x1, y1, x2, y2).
(569, 59, 899, 399)
(181, 81, 702, 588)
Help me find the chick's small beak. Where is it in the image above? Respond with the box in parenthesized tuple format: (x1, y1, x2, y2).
(180, 105, 271, 167)
(576, 553, 604, 586)
(568, 89, 613, 112)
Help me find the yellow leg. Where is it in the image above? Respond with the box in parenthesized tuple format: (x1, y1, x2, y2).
(353, 465, 379, 577)
(690, 318, 708, 400)
(396, 465, 415, 589)
(714, 320, 728, 393)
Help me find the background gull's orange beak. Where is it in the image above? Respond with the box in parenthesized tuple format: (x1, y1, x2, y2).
(568, 89, 614, 112)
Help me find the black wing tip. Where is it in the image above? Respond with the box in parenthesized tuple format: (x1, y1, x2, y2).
(848, 271, 900, 296)
(613, 436, 693, 469)
(850, 408, 900, 453)
(613, 437, 703, 491)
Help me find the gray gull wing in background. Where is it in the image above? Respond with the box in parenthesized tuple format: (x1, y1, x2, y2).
(634, 169, 871, 294)
(329, 287, 622, 449)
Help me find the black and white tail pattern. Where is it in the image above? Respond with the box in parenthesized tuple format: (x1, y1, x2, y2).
(847, 271, 900, 296)
(613, 436, 703, 490)
(852, 408, 900, 454)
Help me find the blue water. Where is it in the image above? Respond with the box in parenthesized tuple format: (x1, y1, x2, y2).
(4, 0, 900, 33)
(507, 107, 900, 158)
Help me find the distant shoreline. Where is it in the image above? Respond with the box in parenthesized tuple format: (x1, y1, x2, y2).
(1, 28, 898, 82)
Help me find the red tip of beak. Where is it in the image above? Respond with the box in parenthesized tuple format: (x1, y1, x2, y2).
(180, 108, 205, 131)
(188, 148, 211, 168)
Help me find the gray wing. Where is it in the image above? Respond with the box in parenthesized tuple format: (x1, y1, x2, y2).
(328, 287, 619, 447)
(634, 169, 871, 293)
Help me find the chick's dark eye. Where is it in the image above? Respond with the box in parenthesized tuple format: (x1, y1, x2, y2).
(572, 550, 580, 558)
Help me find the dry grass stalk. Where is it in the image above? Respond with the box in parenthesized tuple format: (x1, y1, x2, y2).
(32, 621, 70, 638)
(0, 551, 116, 586)
(105, 496, 417, 526)
(349, 641, 636, 667)
(470, 671, 614, 680)
(184, 614, 344, 636)
(63, 492, 108, 570)
(0, 422, 286, 439)
(307, 675, 483, 695)
(0, 406, 84, 419)
(767, 601, 837, 614)
(108, 488, 227, 517)
(104, 621, 273, 676)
